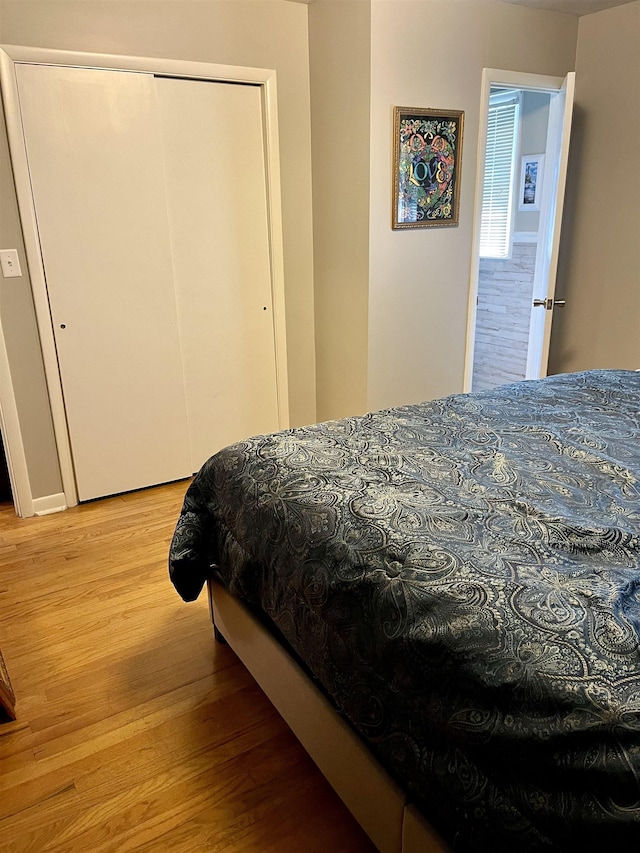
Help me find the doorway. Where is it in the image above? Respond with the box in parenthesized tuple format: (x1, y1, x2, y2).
(0, 44, 289, 513)
(16, 64, 282, 501)
(473, 87, 551, 391)
(464, 69, 575, 393)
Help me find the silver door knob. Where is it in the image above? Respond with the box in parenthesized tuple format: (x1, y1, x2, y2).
(533, 298, 567, 309)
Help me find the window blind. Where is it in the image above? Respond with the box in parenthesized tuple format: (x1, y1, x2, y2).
(479, 94, 519, 258)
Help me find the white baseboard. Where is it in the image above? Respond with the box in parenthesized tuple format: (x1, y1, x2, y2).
(32, 493, 67, 516)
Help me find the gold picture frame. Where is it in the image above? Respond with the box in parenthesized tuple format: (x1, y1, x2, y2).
(393, 106, 464, 229)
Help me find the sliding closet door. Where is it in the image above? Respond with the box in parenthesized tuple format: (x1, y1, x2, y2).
(15, 64, 191, 500)
(155, 78, 280, 470)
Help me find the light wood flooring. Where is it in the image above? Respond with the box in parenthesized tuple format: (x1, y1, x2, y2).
(0, 481, 375, 852)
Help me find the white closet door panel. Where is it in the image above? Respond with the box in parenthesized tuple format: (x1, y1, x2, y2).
(16, 64, 190, 500)
(155, 77, 280, 471)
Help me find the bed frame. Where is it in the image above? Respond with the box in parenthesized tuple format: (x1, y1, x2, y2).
(207, 578, 451, 853)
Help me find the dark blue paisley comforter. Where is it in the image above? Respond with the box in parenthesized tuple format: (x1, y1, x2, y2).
(169, 370, 640, 851)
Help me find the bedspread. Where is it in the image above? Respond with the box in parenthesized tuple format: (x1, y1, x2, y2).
(169, 370, 640, 851)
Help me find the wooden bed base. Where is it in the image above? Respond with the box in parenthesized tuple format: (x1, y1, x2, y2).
(207, 579, 450, 853)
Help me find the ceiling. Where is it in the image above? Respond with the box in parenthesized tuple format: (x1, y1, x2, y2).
(498, 0, 635, 15)
(289, 0, 636, 16)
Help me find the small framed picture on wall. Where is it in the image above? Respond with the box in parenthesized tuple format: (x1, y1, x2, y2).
(518, 154, 544, 212)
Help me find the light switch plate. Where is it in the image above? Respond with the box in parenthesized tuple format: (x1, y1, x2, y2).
(0, 249, 22, 278)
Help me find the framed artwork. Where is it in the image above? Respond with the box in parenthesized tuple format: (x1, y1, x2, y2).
(518, 154, 544, 212)
(393, 106, 464, 229)
(0, 647, 16, 720)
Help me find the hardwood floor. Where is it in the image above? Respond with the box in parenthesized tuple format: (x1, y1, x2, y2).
(0, 482, 375, 852)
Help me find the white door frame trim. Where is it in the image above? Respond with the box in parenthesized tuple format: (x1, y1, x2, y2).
(0, 324, 32, 517)
(0, 44, 289, 514)
(463, 68, 566, 393)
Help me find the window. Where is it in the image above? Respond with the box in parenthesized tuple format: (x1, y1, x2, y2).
(479, 90, 520, 259)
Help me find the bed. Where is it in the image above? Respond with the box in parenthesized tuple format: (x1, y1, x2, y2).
(169, 369, 640, 852)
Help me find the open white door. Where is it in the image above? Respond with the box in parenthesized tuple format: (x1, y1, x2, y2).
(526, 72, 576, 379)
(465, 70, 576, 393)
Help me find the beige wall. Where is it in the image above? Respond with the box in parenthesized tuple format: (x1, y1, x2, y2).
(514, 91, 550, 235)
(309, 0, 370, 421)
(549, 1, 640, 373)
(367, 0, 578, 410)
(0, 108, 62, 497)
(0, 0, 315, 499)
